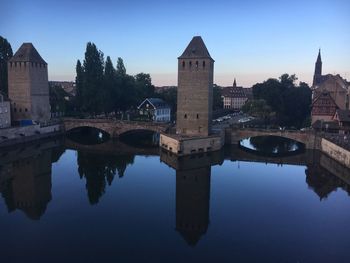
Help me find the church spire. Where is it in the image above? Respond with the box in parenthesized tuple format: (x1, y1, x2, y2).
(233, 78, 237, 87)
(316, 48, 322, 63)
(313, 49, 322, 86)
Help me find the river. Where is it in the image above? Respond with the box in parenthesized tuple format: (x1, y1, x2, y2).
(0, 134, 349, 263)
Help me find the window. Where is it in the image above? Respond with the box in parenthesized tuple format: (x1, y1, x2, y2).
(25, 108, 28, 112)
(203, 61, 205, 68)
(196, 114, 199, 119)
(189, 61, 192, 68)
(184, 114, 187, 119)
(182, 61, 185, 68)
(19, 108, 22, 112)
(195, 61, 198, 68)
(14, 108, 17, 112)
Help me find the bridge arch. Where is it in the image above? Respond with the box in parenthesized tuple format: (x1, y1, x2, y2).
(63, 118, 170, 138)
(65, 125, 114, 138)
(228, 128, 316, 149)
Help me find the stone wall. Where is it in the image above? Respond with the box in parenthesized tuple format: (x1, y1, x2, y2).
(0, 124, 62, 148)
(160, 132, 223, 156)
(176, 58, 214, 136)
(63, 118, 168, 137)
(320, 138, 350, 168)
(0, 101, 11, 128)
(8, 61, 50, 122)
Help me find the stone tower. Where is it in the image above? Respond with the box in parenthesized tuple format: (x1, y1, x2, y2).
(176, 36, 214, 136)
(313, 49, 322, 86)
(8, 43, 50, 123)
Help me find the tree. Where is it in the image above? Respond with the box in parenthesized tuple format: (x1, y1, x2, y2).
(103, 56, 116, 115)
(134, 73, 155, 102)
(252, 74, 311, 128)
(83, 42, 105, 115)
(115, 57, 136, 112)
(213, 84, 223, 110)
(0, 36, 13, 96)
(75, 60, 84, 111)
(242, 99, 272, 121)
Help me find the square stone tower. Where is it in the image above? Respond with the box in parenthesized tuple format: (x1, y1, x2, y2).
(8, 43, 50, 123)
(176, 36, 214, 136)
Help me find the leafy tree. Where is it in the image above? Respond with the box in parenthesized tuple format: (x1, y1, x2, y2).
(83, 42, 104, 115)
(75, 60, 84, 110)
(213, 84, 223, 110)
(116, 57, 126, 76)
(103, 56, 116, 115)
(134, 73, 155, 102)
(252, 74, 311, 128)
(242, 99, 272, 121)
(0, 36, 13, 96)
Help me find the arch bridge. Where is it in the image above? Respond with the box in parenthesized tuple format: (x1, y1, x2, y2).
(227, 127, 318, 149)
(63, 118, 170, 138)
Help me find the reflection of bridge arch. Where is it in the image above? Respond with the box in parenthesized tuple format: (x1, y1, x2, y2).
(228, 128, 317, 149)
(63, 118, 170, 138)
(64, 138, 160, 156)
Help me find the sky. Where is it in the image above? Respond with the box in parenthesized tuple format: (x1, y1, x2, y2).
(1, 0, 349, 87)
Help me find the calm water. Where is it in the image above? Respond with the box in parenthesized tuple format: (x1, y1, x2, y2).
(0, 136, 349, 263)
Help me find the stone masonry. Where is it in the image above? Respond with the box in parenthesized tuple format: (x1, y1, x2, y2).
(176, 36, 214, 136)
(8, 43, 50, 123)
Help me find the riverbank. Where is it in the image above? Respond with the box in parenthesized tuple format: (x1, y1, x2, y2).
(0, 123, 63, 148)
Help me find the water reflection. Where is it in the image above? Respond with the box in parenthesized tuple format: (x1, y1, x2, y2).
(161, 150, 224, 246)
(0, 138, 349, 224)
(240, 136, 305, 156)
(77, 151, 134, 204)
(0, 139, 64, 220)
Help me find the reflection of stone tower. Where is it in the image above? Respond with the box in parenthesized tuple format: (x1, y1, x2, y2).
(312, 49, 322, 86)
(8, 43, 50, 122)
(176, 167, 210, 246)
(4, 152, 52, 220)
(176, 36, 214, 136)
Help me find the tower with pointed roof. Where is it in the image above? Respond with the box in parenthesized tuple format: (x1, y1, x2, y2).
(176, 36, 214, 136)
(8, 43, 50, 122)
(313, 49, 322, 86)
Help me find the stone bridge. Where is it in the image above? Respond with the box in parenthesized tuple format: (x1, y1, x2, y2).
(226, 128, 319, 149)
(63, 118, 170, 138)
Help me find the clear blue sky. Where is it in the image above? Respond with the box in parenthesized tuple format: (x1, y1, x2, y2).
(1, 0, 349, 87)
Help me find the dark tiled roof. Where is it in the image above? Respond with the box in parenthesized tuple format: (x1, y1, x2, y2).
(221, 86, 247, 98)
(335, 109, 350, 122)
(9, 43, 47, 64)
(138, 98, 170, 109)
(178, 36, 213, 60)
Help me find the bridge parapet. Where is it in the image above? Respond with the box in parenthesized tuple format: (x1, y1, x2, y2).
(62, 118, 170, 138)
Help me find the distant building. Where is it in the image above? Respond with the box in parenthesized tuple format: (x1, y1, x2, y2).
(311, 92, 338, 123)
(221, 79, 248, 110)
(8, 43, 51, 123)
(137, 98, 171, 122)
(0, 93, 11, 128)
(154, 86, 176, 93)
(311, 50, 350, 124)
(333, 109, 350, 134)
(49, 81, 76, 97)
